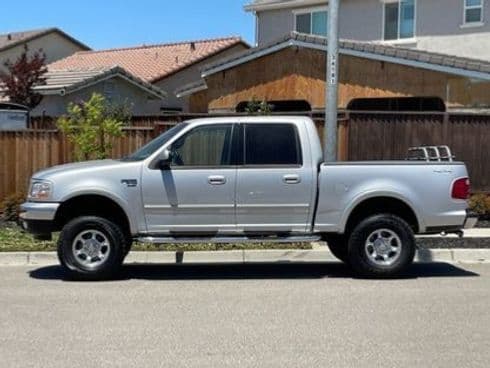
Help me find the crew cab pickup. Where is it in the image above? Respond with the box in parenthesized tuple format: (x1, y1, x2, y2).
(20, 117, 477, 279)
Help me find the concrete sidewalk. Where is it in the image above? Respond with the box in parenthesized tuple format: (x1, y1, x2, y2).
(0, 248, 489, 266)
(418, 228, 490, 238)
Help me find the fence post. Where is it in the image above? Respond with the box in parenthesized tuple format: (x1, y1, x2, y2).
(337, 113, 350, 161)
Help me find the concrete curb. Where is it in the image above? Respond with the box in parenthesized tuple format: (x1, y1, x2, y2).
(0, 248, 489, 266)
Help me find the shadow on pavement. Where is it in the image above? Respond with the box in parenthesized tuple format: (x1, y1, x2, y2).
(28, 262, 479, 282)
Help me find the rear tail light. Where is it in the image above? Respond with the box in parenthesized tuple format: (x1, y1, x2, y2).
(452, 178, 470, 200)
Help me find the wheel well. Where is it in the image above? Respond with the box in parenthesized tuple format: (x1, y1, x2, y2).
(54, 195, 131, 236)
(345, 197, 419, 234)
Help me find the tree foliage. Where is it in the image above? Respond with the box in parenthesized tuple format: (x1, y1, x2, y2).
(0, 45, 47, 109)
(245, 96, 273, 115)
(57, 93, 130, 161)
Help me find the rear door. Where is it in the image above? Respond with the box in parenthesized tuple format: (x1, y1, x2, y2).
(236, 122, 315, 233)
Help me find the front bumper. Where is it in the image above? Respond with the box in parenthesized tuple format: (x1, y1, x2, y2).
(19, 202, 60, 236)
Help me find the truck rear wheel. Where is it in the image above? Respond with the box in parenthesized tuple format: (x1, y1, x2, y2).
(347, 214, 415, 278)
(57, 216, 125, 280)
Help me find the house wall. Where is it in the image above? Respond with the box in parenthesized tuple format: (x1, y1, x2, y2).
(0, 32, 86, 72)
(255, 0, 490, 59)
(154, 43, 249, 112)
(31, 76, 164, 117)
(195, 47, 490, 112)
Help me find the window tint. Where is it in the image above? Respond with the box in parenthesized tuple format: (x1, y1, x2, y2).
(170, 124, 232, 167)
(244, 124, 302, 166)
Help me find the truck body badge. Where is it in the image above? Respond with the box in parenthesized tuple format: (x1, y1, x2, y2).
(121, 179, 138, 187)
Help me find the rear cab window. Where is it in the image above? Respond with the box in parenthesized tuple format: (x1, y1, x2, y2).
(243, 123, 302, 167)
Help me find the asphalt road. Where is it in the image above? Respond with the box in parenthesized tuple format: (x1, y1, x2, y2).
(0, 263, 489, 368)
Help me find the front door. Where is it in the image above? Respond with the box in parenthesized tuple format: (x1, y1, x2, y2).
(236, 122, 315, 233)
(142, 123, 237, 234)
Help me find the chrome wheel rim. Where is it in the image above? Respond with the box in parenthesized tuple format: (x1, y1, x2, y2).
(72, 230, 111, 269)
(365, 229, 402, 266)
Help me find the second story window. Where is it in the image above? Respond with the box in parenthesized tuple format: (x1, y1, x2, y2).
(383, 0, 416, 41)
(295, 8, 328, 37)
(464, 0, 484, 24)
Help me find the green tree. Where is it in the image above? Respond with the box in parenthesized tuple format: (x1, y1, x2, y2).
(57, 93, 129, 161)
(245, 96, 273, 115)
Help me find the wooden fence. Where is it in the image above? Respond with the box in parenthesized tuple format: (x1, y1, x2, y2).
(1, 111, 489, 203)
(346, 112, 490, 192)
(0, 124, 174, 201)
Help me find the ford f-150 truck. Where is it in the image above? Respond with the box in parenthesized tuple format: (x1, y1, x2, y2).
(20, 117, 477, 279)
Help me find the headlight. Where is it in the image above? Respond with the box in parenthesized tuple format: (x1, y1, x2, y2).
(29, 180, 53, 200)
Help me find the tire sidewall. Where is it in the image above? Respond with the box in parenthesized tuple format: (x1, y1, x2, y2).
(348, 214, 416, 277)
(58, 216, 124, 279)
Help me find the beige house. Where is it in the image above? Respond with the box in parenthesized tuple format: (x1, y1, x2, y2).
(0, 28, 90, 72)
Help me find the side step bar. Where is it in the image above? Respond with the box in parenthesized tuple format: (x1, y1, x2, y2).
(137, 235, 321, 244)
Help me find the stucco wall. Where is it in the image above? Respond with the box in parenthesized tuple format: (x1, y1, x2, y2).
(0, 32, 86, 72)
(154, 43, 249, 111)
(255, 0, 490, 59)
(30, 76, 164, 117)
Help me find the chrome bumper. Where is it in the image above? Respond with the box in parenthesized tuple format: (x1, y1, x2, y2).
(19, 202, 60, 221)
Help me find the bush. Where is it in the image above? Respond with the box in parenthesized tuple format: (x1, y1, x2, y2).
(1, 192, 26, 222)
(469, 193, 490, 219)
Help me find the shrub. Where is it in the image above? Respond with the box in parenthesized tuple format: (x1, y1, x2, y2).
(57, 93, 129, 161)
(468, 193, 490, 219)
(1, 192, 26, 222)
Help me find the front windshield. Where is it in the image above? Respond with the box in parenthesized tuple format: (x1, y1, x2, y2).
(121, 123, 188, 162)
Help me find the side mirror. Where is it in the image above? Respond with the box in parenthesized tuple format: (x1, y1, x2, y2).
(151, 148, 171, 170)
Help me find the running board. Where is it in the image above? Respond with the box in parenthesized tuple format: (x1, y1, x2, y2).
(137, 235, 321, 244)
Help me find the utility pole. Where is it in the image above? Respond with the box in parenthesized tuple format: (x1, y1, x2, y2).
(324, 0, 340, 162)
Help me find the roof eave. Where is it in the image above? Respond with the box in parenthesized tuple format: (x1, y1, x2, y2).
(244, 0, 326, 12)
(202, 36, 490, 82)
(0, 27, 90, 54)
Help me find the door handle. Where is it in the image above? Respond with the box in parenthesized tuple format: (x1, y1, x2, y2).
(283, 174, 301, 184)
(208, 176, 226, 185)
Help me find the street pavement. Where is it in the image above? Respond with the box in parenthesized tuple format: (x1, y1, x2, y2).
(0, 263, 489, 368)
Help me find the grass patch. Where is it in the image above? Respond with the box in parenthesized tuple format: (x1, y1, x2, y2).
(0, 223, 312, 252)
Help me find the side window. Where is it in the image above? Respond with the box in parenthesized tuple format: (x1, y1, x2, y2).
(464, 0, 484, 24)
(244, 124, 302, 166)
(170, 124, 233, 167)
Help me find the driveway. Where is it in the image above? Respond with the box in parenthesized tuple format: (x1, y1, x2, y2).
(0, 263, 489, 368)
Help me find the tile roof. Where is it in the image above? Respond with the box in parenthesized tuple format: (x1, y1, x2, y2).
(0, 28, 90, 52)
(49, 36, 248, 83)
(202, 32, 490, 81)
(32, 66, 166, 99)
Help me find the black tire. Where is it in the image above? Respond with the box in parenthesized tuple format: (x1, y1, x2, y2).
(325, 234, 349, 264)
(57, 216, 125, 280)
(347, 214, 416, 278)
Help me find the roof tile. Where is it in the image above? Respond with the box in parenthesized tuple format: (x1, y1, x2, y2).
(48, 37, 246, 83)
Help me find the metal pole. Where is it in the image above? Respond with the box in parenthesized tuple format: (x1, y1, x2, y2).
(324, 0, 340, 162)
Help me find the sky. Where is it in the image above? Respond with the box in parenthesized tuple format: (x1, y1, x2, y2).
(0, 0, 256, 49)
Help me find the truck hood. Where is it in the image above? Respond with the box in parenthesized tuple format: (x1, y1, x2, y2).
(33, 160, 128, 180)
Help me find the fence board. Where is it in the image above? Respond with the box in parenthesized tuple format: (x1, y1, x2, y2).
(347, 112, 490, 192)
(0, 124, 174, 201)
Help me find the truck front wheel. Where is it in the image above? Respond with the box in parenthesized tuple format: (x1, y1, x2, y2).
(57, 216, 125, 280)
(347, 214, 416, 277)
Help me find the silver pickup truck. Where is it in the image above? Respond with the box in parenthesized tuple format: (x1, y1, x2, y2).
(20, 116, 477, 279)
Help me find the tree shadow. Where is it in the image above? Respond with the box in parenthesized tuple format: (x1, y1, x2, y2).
(28, 262, 479, 282)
